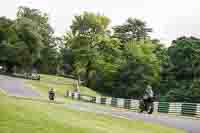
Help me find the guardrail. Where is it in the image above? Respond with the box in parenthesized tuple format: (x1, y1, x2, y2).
(65, 91, 200, 118)
(13, 73, 40, 80)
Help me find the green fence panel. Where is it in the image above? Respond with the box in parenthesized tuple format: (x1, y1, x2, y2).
(124, 99, 131, 109)
(158, 102, 169, 113)
(181, 103, 197, 116)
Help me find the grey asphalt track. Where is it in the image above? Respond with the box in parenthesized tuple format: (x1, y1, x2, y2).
(0, 74, 200, 133)
(66, 100, 200, 133)
(0, 74, 40, 97)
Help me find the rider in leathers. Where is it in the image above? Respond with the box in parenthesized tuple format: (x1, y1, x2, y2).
(143, 85, 154, 111)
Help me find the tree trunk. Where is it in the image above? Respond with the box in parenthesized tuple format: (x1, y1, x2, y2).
(85, 61, 91, 88)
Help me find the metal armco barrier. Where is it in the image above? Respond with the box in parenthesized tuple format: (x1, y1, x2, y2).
(124, 99, 131, 109)
(100, 97, 106, 104)
(111, 98, 117, 107)
(181, 103, 197, 116)
(65, 91, 200, 118)
(158, 102, 169, 113)
(197, 104, 200, 118)
(13, 73, 40, 80)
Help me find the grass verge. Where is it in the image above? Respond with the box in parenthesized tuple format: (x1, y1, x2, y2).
(0, 96, 185, 133)
(26, 74, 100, 97)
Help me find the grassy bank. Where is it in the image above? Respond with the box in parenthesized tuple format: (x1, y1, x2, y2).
(26, 74, 100, 97)
(0, 95, 185, 133)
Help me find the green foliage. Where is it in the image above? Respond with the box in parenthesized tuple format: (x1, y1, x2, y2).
(0, 17, 18, 72)
(65, 12, 115, 89)
(71, 12, 110, 35)
(0, 6, 59, 74)
(16, 6, 59, 74)
(111, 40, 160, 98)
(15, 17, 43, 70)
(17, 6, 53, 46)
(113, 18, 152, 42)
(159, 37, 200, 102)
(1, 7, 200, 102)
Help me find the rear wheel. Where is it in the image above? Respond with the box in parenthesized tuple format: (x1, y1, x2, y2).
(147, 102, 154, 114)
(139, 100, 145, 113)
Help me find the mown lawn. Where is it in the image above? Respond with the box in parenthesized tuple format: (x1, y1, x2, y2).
(26, 74, 100, 97)
(0, 95, 185, 133)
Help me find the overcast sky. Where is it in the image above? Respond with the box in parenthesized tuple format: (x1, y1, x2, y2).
(1, 0, 200, 45)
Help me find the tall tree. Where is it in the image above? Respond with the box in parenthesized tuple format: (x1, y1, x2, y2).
(0, 17, 18, 72)
(162, 37, 200, 102)
(65, 12, 112, 88)
(71, 12, 110, 36)
(113, 18, 152, 43)
(17, 6, 53, 46)
(17, 6, 58, 73)
(15, 17, 42, 72)
(112, 40, 160, 98)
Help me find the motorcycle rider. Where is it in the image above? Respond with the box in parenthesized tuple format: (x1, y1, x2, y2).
(142, 84, 154, 112)
(48, 88, 55, 101)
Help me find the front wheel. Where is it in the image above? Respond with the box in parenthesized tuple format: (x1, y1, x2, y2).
(138, 100, 145, 113)
(147, 102, 154, 114)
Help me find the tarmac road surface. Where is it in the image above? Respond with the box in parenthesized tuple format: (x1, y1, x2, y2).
(0, 74, 40, 97)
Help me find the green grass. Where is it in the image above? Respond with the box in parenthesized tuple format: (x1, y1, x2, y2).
(26, 74, 100, 97)
(0, 96, 185, 133)
(0, 89, 3, 96)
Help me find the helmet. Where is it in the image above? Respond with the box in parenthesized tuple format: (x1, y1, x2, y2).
(147, 85, 152, 89)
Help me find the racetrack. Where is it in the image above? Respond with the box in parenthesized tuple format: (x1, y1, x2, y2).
(0, 74, 40, 97)
(0, 74, 199, 133)
(66, 102, 200, 133)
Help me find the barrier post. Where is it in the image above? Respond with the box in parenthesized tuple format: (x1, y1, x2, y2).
(96, 97, 101, 104)
(196, 104, 200, 118)
(106, 98, 112, 105)
(117, 98, 124, 108)
(154, 102, 159, 113)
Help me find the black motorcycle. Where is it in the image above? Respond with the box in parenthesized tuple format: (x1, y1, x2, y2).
(48, 89, 55, 101)
(139, 98, 154, 114)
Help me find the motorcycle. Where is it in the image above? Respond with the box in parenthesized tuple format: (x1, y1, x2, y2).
(139, 98, 154, 114)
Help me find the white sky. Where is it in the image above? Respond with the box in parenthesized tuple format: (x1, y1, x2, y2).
(1, 0, 200, 45)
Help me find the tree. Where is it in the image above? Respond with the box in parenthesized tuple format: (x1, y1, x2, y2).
(71, 12, 110, 36)
(161, 37, 200, 102)
(0, 17, 15, 43)
(17, 6, 53, 46)
(17, 6, 58, 74)
(65, 12, 112, 88)
(91, 36, 123, 90)
(15, 17, 42, 72)
(0, 17, 18, 72)
(113, 18, 152, 43)
(111, 40, 160, 98)
(0, 7, 58, 74)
